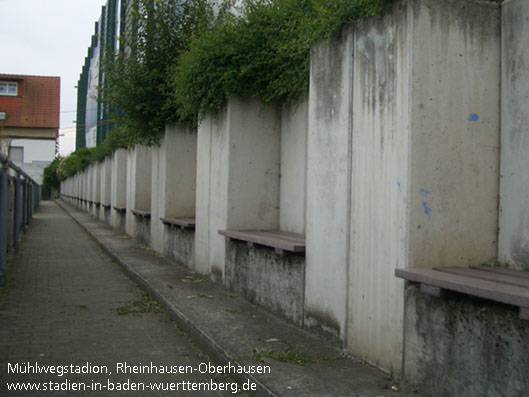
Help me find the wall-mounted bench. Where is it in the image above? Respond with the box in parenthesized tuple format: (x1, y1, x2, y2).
(219, 230, 305, 255)
(395, 266, 529, 320)
(131, 209, 151, 219)
(113, 206, 126, 212)
(160, 217, 195, 230)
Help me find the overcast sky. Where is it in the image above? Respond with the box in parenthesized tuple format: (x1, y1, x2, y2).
(0, 0, 108, 154)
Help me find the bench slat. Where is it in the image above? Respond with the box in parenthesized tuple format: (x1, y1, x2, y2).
(395, 268, 529, 308)
(131, 209, 151, 218)
(219, 230, 306, 253)
(160, 217, 196, 229)
(435, 267, 529, 289)
(253, 230, 306, 244)
(469, 265, 529, 280)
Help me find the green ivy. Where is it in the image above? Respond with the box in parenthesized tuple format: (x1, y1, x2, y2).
(171, 0, 393, 124)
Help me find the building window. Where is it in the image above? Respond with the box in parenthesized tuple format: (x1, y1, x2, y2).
(0, 81, 18, 96)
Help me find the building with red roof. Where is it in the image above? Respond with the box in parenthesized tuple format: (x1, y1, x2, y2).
(0, 74, 60, 184)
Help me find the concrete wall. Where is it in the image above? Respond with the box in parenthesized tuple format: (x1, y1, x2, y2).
(195, 98, 281, 279)
(347, 3, 410, 371)
(126, 145, 152, 243)
(407, 0, 500, 270)
(195, 108, 228, 278)
(91, 162, 101, 217)
(307, 0, 500, 371)
(164, 227, 195, 269)
(225, 240, 305, 325)
(355, 0, 499, 372)
(280, 101, 307, 234)
(100, 156, 112, 222)
(499, 0, 529, 270)
(305, 26, 353, 340)
(151, 124, 197, 256)
(110, 148, 127, 231)
(403, 286, 529, 396)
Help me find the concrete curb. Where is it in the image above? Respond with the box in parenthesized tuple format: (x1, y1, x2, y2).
(56, 199, 276, 396)
(56, 199, 415, 397)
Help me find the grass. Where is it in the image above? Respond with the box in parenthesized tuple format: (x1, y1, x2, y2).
(116, 292, 163, 316)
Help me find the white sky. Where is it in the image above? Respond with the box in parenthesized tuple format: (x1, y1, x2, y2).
(0, 0, 108, 155)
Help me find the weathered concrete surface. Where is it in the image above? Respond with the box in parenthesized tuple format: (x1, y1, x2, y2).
(150, 142, 163, 253)
(195, 98, 280, 280)
(226, 97, 280, 232)
(99, 156, 112, 223)
(348, 2, 410, 372)
(344, 0, 500, 372)
(91, 162, 101, 218)
(280, 100, 307, 234)
(499, 0, 529, 270)
(151, 124, 197, 255)
(59, 199, 419, 397)
(225, 240, 305, 326)
(403, 286, 529, 396)
(110, 148, 127, 230)
(306, 26, 353, 340)
(163, 226, 195, 269)
(407, 0, 500, 270)
(164, 125, 197, 219)
(134, 215, 151, 247)
(195, 107, 229, 279)
(126, 145, 152, 241)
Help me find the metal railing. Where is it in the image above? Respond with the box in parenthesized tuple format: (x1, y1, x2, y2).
(0, 152, 41, 285)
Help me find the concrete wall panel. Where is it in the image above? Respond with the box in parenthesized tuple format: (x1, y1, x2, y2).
(227, 97, 280, 231)
(305, 26, 353, 339)
(499, 0, 529, 270)
(408, 0, 500, 269)
(280, 100, 308, 234)
(195, 114, 214, 275)
(347, 2, 410, 371)
(110, 148, 127, 230)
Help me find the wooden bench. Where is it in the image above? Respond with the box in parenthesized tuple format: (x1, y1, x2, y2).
(160, 217, 195, 230)
(131, 209, 151, 219)
(395, 266, 529, 320)
(218, 230, 305, 255)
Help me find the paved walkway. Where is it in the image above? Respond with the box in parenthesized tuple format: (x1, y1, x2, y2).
(1, 200, 418, 396)
(0, 201, 238, 396)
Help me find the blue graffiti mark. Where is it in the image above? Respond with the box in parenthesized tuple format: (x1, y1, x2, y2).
(419, 188, 431, 197)
(397, 179, 402, 194)
(468, 113, 479, 122)
(422, 201, 432, 215)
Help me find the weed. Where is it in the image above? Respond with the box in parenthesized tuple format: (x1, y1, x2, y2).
(116, 292, 163, 316)
(183, 275, 209, 283)
(252, 346, 319, 365)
